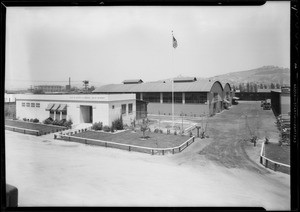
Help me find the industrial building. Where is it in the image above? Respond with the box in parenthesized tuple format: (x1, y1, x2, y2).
(270, 87, 290, 116)
(34, 85, 64, 93)
(93, 78, 234, 116)
(15, 94, 147, 126)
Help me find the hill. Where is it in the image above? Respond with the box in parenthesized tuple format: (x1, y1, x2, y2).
(209, 66, 290, 86)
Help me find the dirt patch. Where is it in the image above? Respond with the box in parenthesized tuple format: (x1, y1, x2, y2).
(197, 101, 282, 174)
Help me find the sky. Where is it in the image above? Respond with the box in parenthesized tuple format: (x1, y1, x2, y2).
(5, 2, 290, 90)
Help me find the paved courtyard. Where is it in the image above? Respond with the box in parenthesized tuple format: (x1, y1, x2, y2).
(5, 101, 290, 209)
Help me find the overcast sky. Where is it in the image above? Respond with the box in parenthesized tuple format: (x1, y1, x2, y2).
(5, 2, 290, 89)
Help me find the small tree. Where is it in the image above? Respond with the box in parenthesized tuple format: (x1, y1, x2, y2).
(140, 118, 150, 139)
(112, 116, 123, 130)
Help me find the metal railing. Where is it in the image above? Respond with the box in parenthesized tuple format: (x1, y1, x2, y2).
(259, 141, 290, 173)
(56, 132, 195, 155)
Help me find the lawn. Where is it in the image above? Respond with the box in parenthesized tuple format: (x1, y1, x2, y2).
(71, 130, 190, 148)
(5, 119, 67, 135)
(264, 142, 290, 174)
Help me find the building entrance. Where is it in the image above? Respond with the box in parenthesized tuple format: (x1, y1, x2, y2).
(80, 105, 93, 123)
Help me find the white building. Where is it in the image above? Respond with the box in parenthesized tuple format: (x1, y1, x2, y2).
(5, 93, 16, 103)
(15, 94, 140, 126)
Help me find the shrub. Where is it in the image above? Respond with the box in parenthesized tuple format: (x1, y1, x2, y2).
(63, 119, 73, 128)
(103, 125, 111, 132)
(110, 127, 114, 133)
(154, 128, 159, 133)
(112, 116, 123, 130)
(29, 118, 34, 122)
(167, 129, 170, 134)
(43, 117, 53, 125)
(33, 118, 39, 123)
(23, 118, 27, 121)
(92, 122, 103, 131)
(57, 119, 66, 126)
(52, 120, 59, 125)
(174, 131, 177, 135)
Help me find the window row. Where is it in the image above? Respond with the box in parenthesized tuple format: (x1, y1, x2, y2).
(121, 103, 133, 115)
(137, 92, 207, 104)
(21, 102, 40, 108)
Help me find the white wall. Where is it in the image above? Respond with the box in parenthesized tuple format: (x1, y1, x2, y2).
(108, 100, 136, 126)
(5, 94, 16, 103)
(93, 104, 110, 126)
(16, 100, 49, 121)
(15, 94, 136, 126)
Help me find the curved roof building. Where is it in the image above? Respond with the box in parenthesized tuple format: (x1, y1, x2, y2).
(93, 78, 231, 116)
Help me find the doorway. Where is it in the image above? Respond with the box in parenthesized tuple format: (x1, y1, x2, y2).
(80, 105, 93, 123)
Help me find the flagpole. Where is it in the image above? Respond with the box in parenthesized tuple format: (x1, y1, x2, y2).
(171, 31, 174, 129)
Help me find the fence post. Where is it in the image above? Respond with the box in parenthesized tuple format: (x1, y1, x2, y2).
(274, 164, 277, 172)
(162, 150, 164, 155)
(260, 156, 262, 164)
(179, 147, 181, 152)
(129, 146, 131, 151)
(172, 149, 175, 154)
(265, 160, 268, 168)
(151, 149, 154, 155)
(85, 139, 87, 144)
(69, 136, 71, 141)
(24, 129, 25, 134)
(105, 142, 107, 148)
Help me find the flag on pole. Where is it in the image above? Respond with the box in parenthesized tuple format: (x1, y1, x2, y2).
(173, 35, 178, 48)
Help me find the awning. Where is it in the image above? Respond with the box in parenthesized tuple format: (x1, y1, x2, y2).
(45, 103, 54, 111)
(57, 104, 67, 112)
(232, 97, 239, 100)
(50, 104, 60, 111)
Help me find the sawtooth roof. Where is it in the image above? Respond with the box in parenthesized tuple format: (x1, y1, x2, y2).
(93, 79, 217, 93)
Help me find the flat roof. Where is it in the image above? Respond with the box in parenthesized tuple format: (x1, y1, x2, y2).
(14, 93, 136, 102)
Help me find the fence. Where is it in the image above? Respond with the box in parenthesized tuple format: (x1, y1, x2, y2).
(5, 125, 40, 136)
(5, 124, 68, 136)
(56, 132, 195, 155)
(260, 142, 290, 174)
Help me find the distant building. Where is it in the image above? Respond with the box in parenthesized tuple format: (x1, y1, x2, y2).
(34, 85, 64, 93)
(235, 88, 281, 101)
(271, 87, 290, 116)
(4, 93, 16, 103)
(93, 78, 234, 117)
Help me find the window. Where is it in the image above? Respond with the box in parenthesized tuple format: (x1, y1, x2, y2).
(31, 103, 35, 107)
(136, 93, 141, 100)
(185, 92, 207, 104)
(128, 103, 133, 114)
(143, 92, 160, 103)
(26, 103, 30, 107)
(121, 104, 126, 114)
(36, 103, 40, 108)
(22, 102, 25, 107)
(163, 92, 182, 103)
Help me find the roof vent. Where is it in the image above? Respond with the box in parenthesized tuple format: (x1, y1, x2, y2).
(173, 77, 197, 83)
(122, 79, 143, 84)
